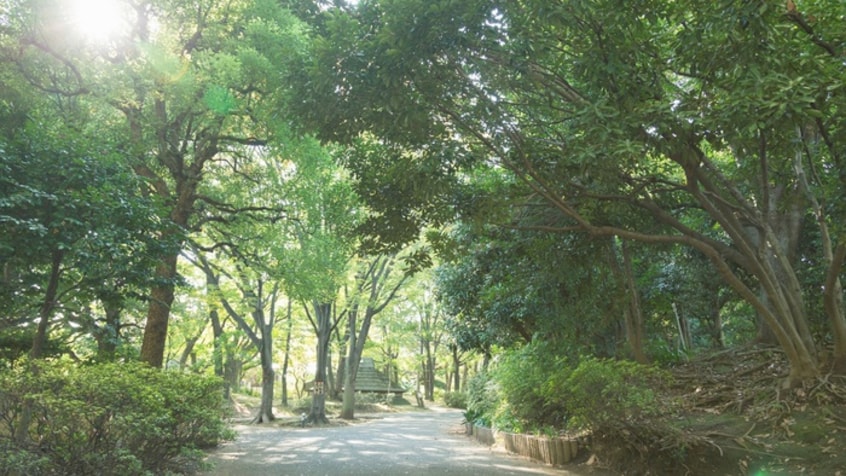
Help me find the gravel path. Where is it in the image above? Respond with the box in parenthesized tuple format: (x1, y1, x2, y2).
(204, 407, 612, 476)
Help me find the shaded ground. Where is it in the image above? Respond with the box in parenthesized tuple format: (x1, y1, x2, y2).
(204, 406, 614, 476)
(588, 346, 846, 475)
(666, 347, 846, 475)
(207, 347, 846, 475)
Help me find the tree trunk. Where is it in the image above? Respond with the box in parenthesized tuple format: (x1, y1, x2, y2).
(17, 250, 64, 444)
(823, 244, 846, 372)
(793, 133, 846, 372)
(607, 240, 648, 363)
(140, 254, 178, 368)
(95, 300, 121, 362)
(225, 358, 242, 394)
(708, 288, 726, 349)
(309, 302, 332, 424)
(210, 308, 229, 399)
(340, 306, 359, 420)
(340, 256, 406, 418)
(30, 249, 64, 359)
(340, 360, 357, 419)
(281, 300, 293, 407)
(326, 346, 335, 399)
(341, 304, 378, 419)
(179, 327, 203, 370)
(253, 283, 276, 423)
(621, 241, 648, 363)
(333, 338, 347, 400)
(451, 344, 461, 392)
(257, 344, 275, 423)
(424, 343, 435, 400)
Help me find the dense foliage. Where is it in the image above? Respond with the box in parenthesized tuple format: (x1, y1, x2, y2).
(295, 0, 846, 386)
(0, 360, 232, 475)
(2, 0, 846, 472)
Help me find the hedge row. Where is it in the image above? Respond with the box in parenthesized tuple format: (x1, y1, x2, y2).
(0, 360, 233, 475)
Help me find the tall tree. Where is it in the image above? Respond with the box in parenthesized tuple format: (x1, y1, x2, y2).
(191, 250, 281, 422)
(4, 0, 308, 367)
(0, 110, 165, 359)
(280, 139, 361, 423)
(293, 0, 846, 386)
(404, 273, 445, 401)
(340, 253, 408, 419)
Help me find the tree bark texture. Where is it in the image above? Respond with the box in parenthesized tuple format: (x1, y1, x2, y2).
(139, 254, 178, 368)
(309, 301, 333, 424)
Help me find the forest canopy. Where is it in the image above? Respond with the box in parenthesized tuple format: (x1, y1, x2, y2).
(2, 0, 846, 473)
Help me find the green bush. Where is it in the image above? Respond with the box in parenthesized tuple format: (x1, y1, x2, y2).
(491, 342, 571, 432)
(353, 391, 385, 406)
(562, 357, 668, 431)
(0, 359, 233, 476)
(442, 391, 467, 409)
(464, 371, 497, 427)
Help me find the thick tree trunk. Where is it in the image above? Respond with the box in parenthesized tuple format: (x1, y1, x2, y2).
(340, 361, 357, 419)
(257, 349, 275, 423)
(823, 244, 846, 372)
(253, 283, 277, 424)
(140, 254, 178, 368)
(754, 289, 780, 346)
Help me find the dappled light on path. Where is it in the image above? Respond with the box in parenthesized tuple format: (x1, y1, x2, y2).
(207, 408, 592, 475)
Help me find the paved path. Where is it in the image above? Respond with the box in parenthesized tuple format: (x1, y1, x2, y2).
(205, 407, 610, 476)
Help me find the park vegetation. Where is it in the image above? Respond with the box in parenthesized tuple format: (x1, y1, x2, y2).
(2, 0, 846, 474)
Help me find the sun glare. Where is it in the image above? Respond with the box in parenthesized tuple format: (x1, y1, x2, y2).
(68, 0, 130, 43)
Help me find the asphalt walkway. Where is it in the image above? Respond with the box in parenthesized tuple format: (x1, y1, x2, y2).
(204, 407, 612, 476)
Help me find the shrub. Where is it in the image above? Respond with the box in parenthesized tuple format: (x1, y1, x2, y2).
(562, 357, 668, 431)
(443, 391, 467, 409)
(491, 342, 571, 431)
(353, 391, 385, 406)
(0, 359, 233, 476)
(464, 371, 498, 427)
(561, 358, 691, 473)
